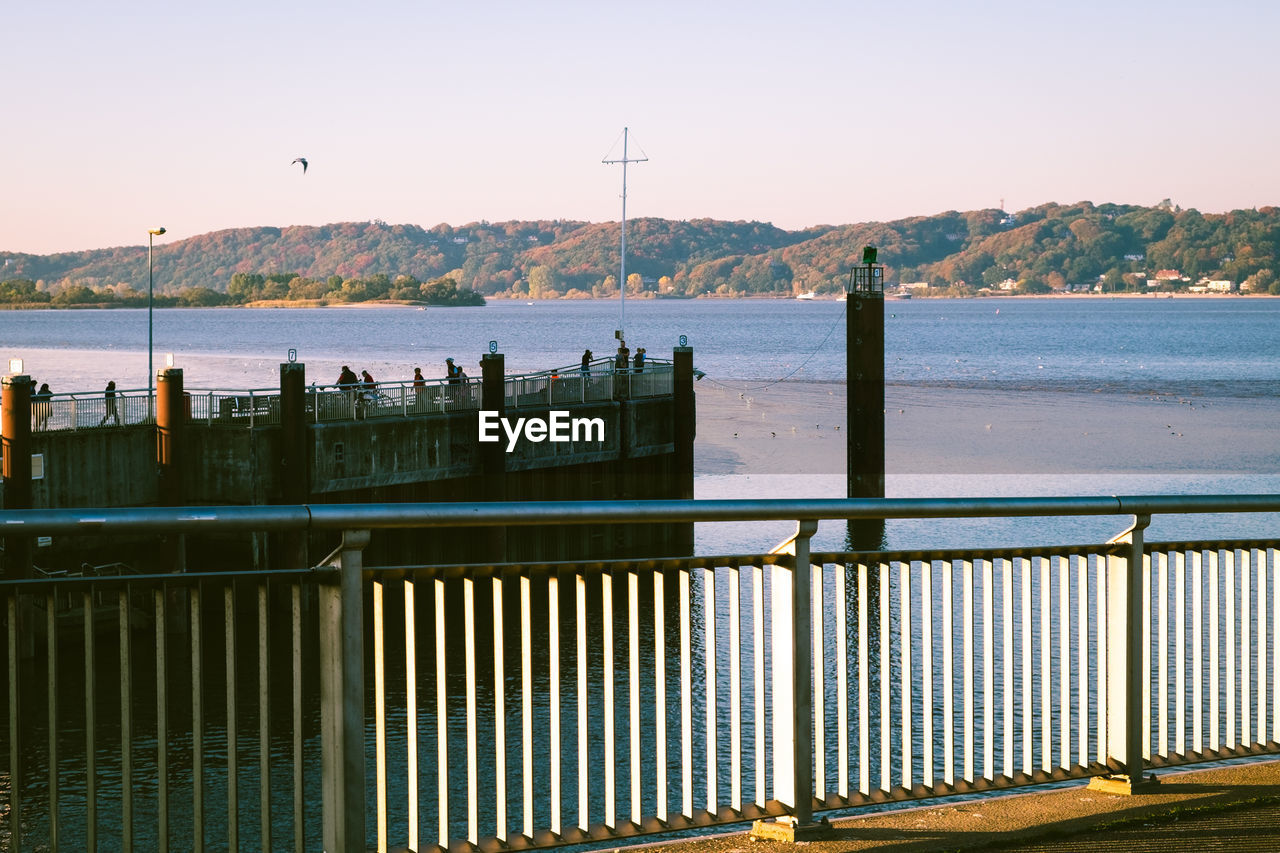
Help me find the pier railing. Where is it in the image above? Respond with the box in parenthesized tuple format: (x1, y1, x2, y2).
(31, 364, 674, 432)
(3, 495, 1278, 852)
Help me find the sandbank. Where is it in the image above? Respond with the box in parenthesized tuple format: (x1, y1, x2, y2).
(694, 380, 1280, 478)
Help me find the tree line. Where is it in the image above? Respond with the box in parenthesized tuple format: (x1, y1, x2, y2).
(3, 203, 1279, 302)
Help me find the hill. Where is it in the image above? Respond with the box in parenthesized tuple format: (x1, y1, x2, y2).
(2, 201, 1278, 303)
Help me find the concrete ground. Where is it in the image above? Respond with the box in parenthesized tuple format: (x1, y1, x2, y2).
(628, 759, 1280, 853)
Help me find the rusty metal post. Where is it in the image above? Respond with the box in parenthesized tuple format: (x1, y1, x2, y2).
(673, 346, 696, 555)
(480, 351, 507, 562)
(2, 373, 33, 578)
(279, 362, 310, 570)
(847, 256, 886, 549)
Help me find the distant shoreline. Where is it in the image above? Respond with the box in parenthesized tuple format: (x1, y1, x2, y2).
(0, 292, 1271, 310)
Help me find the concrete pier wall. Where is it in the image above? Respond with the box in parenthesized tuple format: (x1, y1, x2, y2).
(5, 360, 691, 571)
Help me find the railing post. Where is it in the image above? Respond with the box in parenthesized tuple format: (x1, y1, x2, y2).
(320, 528, 369, 851)
(1090, 514, 1160, 794)
(753, 519, 830, 841)
(2, 373, 34, 580)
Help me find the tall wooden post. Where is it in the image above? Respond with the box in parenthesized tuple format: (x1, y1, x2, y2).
(480, 351, 507, 562)
(156, 367, 187, 572)
(673, 346, 696, 555)
(847, 252, 886, 550)
(280, 362, 310, 570)
(1, 373, 33, 578)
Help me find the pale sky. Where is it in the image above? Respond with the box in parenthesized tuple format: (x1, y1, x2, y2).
(3, 0, 1277, 255)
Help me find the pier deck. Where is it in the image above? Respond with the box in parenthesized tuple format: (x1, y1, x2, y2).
(651, 758, 1280, 852)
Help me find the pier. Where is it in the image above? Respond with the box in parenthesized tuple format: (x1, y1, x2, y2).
(2, 494, 1279, 851)
(2, 349, 695, 571)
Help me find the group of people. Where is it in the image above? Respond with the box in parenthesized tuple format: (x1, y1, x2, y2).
(28, 379, 54, 428)
(335, 359, 467, 393)
(581, 344, 647, 374)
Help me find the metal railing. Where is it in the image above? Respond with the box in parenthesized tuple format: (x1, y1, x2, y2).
(28, 364, 673, 434)
(31, 388, 153, 432)
(2, 495, 1278, 852)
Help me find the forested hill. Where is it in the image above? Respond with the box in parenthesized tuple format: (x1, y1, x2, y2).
(3, 201, 1279, 303)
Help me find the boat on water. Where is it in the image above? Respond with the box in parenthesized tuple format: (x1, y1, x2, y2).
(795, 291, 816, 300)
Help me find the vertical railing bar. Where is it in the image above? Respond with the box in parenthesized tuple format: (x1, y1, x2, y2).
(518, 575, 532, 840)
(704, 567, 718, 815)
(1227, 550, 1236, 748)
(1193, 551, 1203, 755)
(629, 570, 641, 824)
(1024, 555, 1034, 773)
(47, 593, 59, 853)
(257, 583, 270, 853)
(1176, 552, 1186, 758)
(1248, 548, 1259, 746)
(1077, 556, 1088, 768)
(374, 580, 389, 852)
(1097, 554, 1108, 764)
(755, 564, 766, 806)
(121, 588, 134, 853)
(577, 574, 590, 832)
(191, 585, 204, 853)
(655, 569, 667, 819)
(8, 595, 22, 853)
(1040, 556, 1051, 773)
(814, 563, 826, 799)
(1141, 550, 1151, 761)
(1256, 548, 1266, 748)
(291, 584, 303, 853)
(435, 577, 449, 848)
(466, 577, 480, 844)
(1273, 547, 1280, 746)
(1157, 552, 1168, 759)
(224, 584, 238, 853)
(85, 591, 97, 852)
(1210, 550, 1220, 751)
(856, 560, 870, 795)
(488, 573, 504, 840)
(1059, 555, 1070, 770)
(921, 560, 933, 790)
(1002, 558, 1013, 780)
(981, 558, 992, 782)
(879, 561, 891, 792)
(941, 560, 953, 787)
(406, 580, 419, 851)
(1242, 549, 1252, 747)
(602, 572, 615, 830)
(549, 573, 561, 836)
(729, 566, 743, 811)
(155, 588, 170, 853)
(680, 569, 692, 819)
(899, 560, 911, 790)
(961, 560, 973, 785)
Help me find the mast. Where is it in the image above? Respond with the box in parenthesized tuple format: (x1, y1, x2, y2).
(603, 127, 647, 343)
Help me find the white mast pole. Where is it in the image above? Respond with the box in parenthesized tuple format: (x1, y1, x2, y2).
(603, 127, 647, 345)
(620, 127, 628, 342)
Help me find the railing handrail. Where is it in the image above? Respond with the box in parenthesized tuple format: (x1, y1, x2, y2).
(0, 494, 1276, 535)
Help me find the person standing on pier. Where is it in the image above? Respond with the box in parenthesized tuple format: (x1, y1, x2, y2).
(98, 380, 120, 426)
(33, 382, 52, 429)
(581, 349, 592, 374)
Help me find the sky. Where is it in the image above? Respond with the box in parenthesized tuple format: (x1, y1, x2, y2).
(3, 0, 1278, 255)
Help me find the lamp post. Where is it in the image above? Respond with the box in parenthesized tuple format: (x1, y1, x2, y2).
(147, 227, 166, 418)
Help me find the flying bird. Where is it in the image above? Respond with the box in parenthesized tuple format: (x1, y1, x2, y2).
(292, 157, 308, 175)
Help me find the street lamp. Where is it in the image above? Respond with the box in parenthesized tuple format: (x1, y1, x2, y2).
(147, 227, 166, 418)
